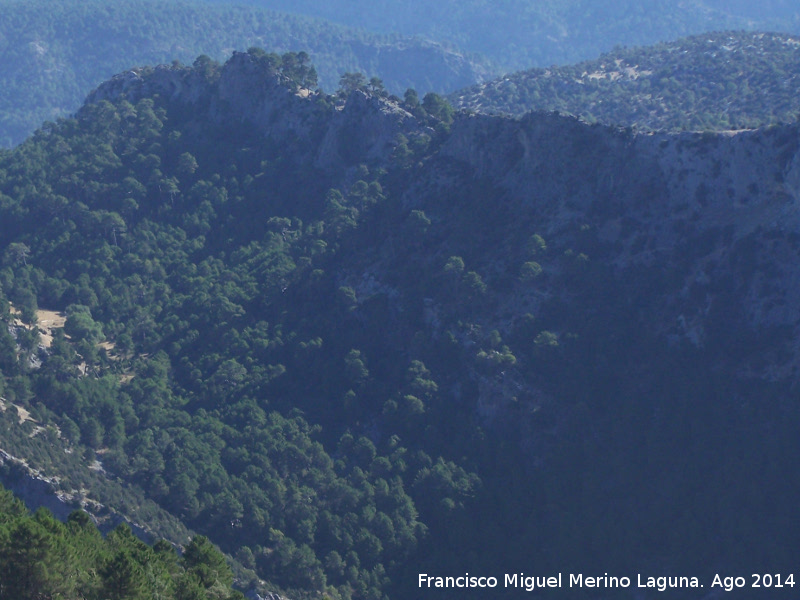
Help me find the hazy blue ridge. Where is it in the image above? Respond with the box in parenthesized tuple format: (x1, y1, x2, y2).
(199, 0, 800, 71)
(0, 0, 493, 147)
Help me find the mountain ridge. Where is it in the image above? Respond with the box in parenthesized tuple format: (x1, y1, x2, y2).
(1, 50, 800, 598)
(0, 0, 491, 148)
(203, 0, 800, 71)
(83, 50, 427, 180)
(450, 30, 800, 131)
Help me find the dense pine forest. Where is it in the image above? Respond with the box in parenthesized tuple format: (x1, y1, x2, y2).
(0, 483, 243, 599)
(0, 42, 799, 600)
(0, 50, 488, 599)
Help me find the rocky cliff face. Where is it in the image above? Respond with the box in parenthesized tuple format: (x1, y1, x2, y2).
(85, 51, 423, 179)
(440, 113, 800, 244)
(407, 110, 800, 380)
(84, 53, 800, 379)
(0, 450, 154, 541)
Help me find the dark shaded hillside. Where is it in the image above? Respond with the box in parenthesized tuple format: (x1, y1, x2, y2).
(1, 51, 799, 598)
(0, 0, 490, 148)
(450, 31, 800, 131)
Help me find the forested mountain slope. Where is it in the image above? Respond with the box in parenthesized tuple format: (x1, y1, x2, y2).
(208, 0, 800, 73)
(0, 0, 490, 148)
(450, 31, 800, 131)
(0, 483, 243, 599)
(0, 50, 799, 599)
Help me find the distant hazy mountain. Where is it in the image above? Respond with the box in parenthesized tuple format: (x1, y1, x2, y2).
(450, 31, 800, 131)
(702, 0, 799, 19)
(0, 0, 491, 147)
(204, 0, 800, 71)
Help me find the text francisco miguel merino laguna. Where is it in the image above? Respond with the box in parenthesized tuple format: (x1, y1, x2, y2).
(419, 573, 703, 592)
